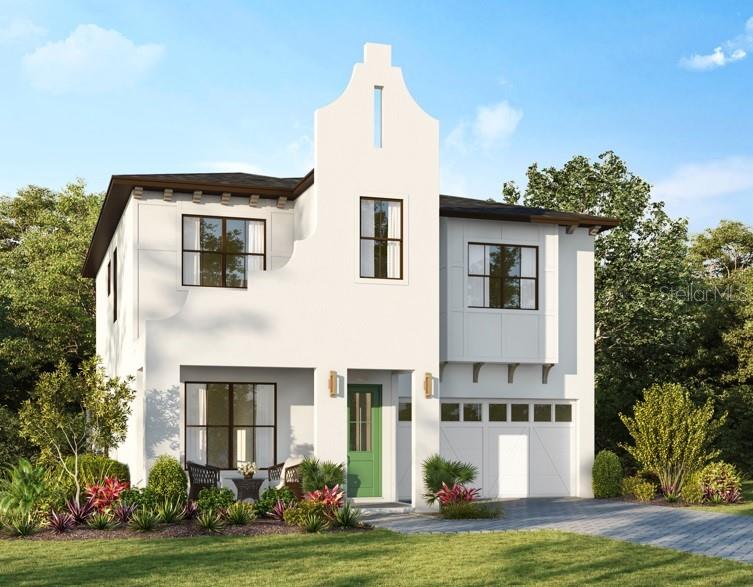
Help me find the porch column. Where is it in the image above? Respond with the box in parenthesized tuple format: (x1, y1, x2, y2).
(411, 368, 440, 512)
(313, 366, 348, 467)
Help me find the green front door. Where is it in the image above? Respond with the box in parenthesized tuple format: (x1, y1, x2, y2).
(347, 384, 382, 497)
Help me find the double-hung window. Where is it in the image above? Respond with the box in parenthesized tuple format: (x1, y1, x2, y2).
(185, 383, 276, 469)
(182, 215, 265, 288)
(360, 197, 403, 279)
(467, 243, 537, 309)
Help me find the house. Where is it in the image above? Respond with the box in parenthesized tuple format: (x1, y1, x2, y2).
(82, 43, 618, 510)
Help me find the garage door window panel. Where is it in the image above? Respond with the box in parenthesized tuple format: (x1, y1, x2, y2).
(463, 403, 482, 422)
(510, 403, 529, 422)
(555, 404, 573, 422)
(441, 403, 460, 422)
(534, 404, 552, 422)
(489, 403, 507, 422)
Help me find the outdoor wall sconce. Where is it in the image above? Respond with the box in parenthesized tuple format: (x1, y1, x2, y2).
(328, 370, 337, 397)
(424, 372, 433, 398)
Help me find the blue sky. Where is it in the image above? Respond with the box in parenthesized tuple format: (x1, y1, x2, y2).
(1, 1, 752, 232)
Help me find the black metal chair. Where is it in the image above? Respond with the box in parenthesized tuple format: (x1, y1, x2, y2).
(186, 461, 220, 501)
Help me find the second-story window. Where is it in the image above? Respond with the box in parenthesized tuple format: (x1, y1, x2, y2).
(182, 215, 265, 288)
(467, 243, 537, 309)
(360, 197, 402, 279)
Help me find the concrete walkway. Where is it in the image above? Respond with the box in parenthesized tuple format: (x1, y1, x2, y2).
(366, 498, 753, 564)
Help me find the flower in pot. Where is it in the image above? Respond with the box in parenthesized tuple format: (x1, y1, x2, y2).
(238, 461, 257, 479)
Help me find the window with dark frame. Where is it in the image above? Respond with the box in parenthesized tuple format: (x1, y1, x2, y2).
(107, 260, 111, 296)
(112, 249, 117, 323)
(360, 197, 403, 279)
(182, 215, 265, 288)
(467, 243, 537, 309)
(185, 382, 276, 470)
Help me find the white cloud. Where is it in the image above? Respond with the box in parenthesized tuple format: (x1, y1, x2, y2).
(446, 100, 523, 151)
(680, 16, 753, 71)
(653, 157, 753, 203)
(0, 18, 46, 43)
(200, 161, 264, 175)
(22, 24, 163, 93)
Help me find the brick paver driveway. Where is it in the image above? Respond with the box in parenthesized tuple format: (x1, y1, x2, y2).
(366, 498, 753, 564)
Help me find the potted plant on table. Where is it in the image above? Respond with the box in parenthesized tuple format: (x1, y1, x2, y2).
(238, 462, 257, 479)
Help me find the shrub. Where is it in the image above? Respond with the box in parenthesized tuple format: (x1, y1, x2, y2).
(0, 458, 47, 515)
(283, 500, 326, 527)
(155, 498, 185, 523)
(66, 497, 96, 524)
(680, 472, 705, 505)
(619, 383, 723, 495)
(197, 487, 234, 513)
(622, 475, 657, 502)
(435, 482, 480, 506)
(592, 450, 623, 498)
(2, 511, 40, 536)
(699, 461, 742, 504)
(85, 476, 129, 511)
(112, 502, 137, 524)
(0, 406, 35, 469)
(196, 509, 224, 533)
(272, 499, 292, 521)
(147, 456, 187, 503)
(299, 458, 345, 493)
(129, 508, 158, 532)
(305, 484, 344, 517)
(49, 510, 75, 533)
(440, 502, 500, 519)
(225, 502, 255, 525)
(422, 454, 477, 504)
(302, 511, 328, 533)
(254, 486, 296, 517)
(332, 502, 362, 528)
(118, 487, 160, 512)
(87, 511, 115, 530)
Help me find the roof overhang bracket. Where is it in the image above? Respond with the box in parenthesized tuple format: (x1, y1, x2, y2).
(566, 224, 577, 234)
(249, 194, 260, 207)
(472, 362, 484, 383)
(588, 226, 601, 236)
(507, 363, 519, 384)
(192, 190, 202, 203)
(221, 192, 231, 205)
(277, 195, 288, 209)
(439, 361, 449, 381)
(132, 186, 144, 200)
(542, 363, 555, 384)
(163, 188, 173, 202)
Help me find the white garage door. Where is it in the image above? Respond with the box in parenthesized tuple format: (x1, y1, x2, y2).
(440, 400, 575, 498)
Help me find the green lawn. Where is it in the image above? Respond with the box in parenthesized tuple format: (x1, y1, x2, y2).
(691, 480, 753, 516)
(1, 529, 752, 586)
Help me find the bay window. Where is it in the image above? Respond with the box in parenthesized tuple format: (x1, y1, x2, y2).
(185, 382, 276, 469)
(360, 197, 403, 279)
(182, 215, 265, 288)
(467, 243, 537, 309)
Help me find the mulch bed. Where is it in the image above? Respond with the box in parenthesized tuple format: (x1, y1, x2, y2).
(7, 518, 303, 541)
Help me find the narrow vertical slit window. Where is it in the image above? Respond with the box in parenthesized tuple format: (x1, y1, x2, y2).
(112, 249, 118, 323)
(374, 86, 383, 148)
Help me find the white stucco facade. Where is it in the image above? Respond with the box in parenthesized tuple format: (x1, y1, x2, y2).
(90, 43, 609, 508)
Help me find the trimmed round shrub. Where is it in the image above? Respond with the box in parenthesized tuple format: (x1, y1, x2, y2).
(680, 471, 705, 504)
(147, 456, 187, 503)
(633, 479, 657, 502)
(592, 450, 623, 498)
(699, 461, 742, 504)
(197, 487, 234, 513)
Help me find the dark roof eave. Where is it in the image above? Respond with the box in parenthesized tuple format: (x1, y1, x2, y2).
(439, 208, 619, 232)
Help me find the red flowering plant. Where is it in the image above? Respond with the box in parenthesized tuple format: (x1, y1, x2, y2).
(434, 482, 480, 506)
(304, 484, 344, 518)
(85, 476, 130, 512)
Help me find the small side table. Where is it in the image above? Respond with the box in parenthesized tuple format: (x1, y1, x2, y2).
(232, 477, 264, 502)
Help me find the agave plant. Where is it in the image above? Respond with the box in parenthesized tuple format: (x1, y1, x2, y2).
(87, 511, 116, 530)
(129, 508, 158, 532)
(49, 510, 76, 533)
(3, 511, 40, 537)
(332, 502, 362, 528)
(66, 497, 97, 524)
(112, 502, 137, 524)
(155, 498, 185, 524)
(225, 502, 254, 525)
(302, 511, 328, 533)
(196, 509, 224, 533)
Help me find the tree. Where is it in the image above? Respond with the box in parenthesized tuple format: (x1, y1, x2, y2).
(18, 358, 134, 503)
(0, 181, 101, 409)
(619, 383, 723, 495)
(503, 152, 696, 453)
